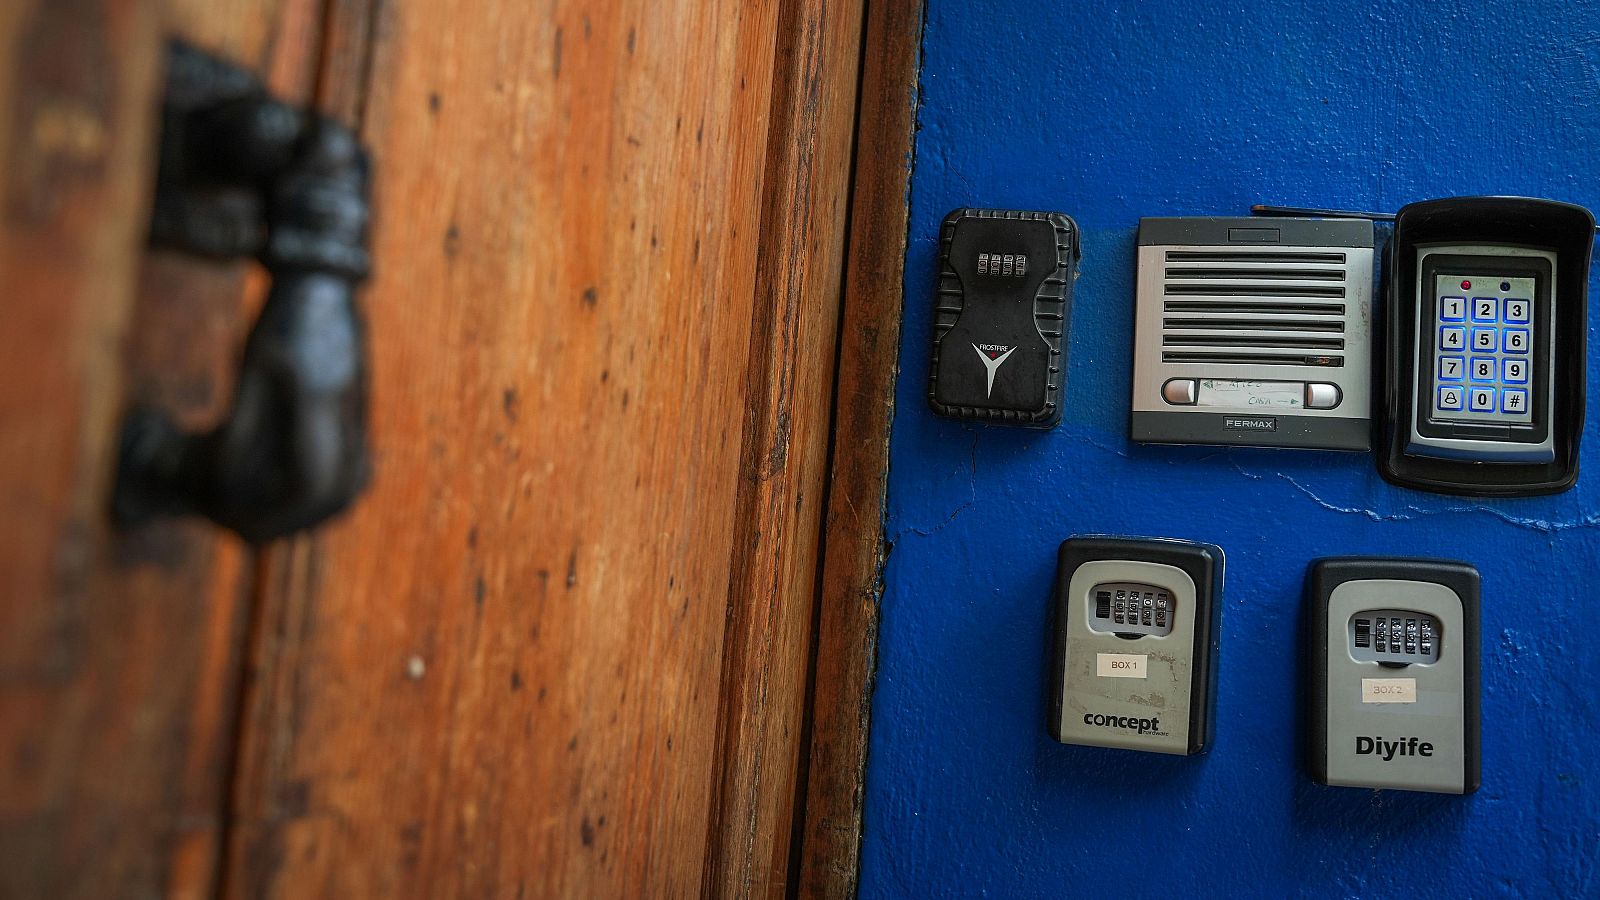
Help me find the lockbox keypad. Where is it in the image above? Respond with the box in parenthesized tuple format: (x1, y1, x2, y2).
(1431, 275, 1534, 425)
(1350, 609, 1439, 664)
(1089, 581, 1174, 637)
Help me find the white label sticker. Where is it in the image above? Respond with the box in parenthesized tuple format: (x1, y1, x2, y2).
(1361, 677, 1417, 704)
(1197, 379, 1304, 410)
(1096, 653, 1147, 679)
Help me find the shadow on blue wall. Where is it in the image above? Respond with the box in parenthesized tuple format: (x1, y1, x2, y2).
(863, 1, 1600, 896)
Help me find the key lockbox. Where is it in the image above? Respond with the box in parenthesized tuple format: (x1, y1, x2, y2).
(928, 208, 1079, 427)
(1049, 536, 1223, 756)
(1305, 558, 1480, 794)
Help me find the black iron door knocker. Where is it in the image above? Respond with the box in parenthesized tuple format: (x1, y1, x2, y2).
(114, 41, 372, 542)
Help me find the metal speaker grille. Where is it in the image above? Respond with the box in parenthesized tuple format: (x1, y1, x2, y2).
(1158, 249, 1350, 369)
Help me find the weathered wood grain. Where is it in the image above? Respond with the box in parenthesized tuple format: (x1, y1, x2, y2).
(796, 0, 925, 896)
(220, 0, 844, 895)
(0, 1, 322, 896)
(699, 0, 867, 895)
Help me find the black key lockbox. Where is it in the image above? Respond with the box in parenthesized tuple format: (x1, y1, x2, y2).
(928, 208, 1079, 428)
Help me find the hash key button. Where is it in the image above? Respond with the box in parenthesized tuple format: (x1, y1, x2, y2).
(1502, 389, 1528, 413)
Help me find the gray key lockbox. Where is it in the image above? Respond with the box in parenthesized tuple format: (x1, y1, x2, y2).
(1305, 558, 1481, 794)
(1049, 536, 1223, 755)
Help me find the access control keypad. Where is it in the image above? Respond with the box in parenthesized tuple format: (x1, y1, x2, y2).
(1350, 609, 1439, 665)
(1432, 275, 1534, 426)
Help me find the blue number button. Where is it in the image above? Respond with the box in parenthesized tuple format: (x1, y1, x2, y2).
(1471, 328, 1498, 351)
(1439, 296, 1466, 321)
(1469, 357, 1496, 382)
(1438, 386, 1464, 411)
(1438, 355, 1464, 381)
(1469, 388, 1496, 412)
(1504, 299, 1530, 323)
(1502, 389, 1528, 414)
(1502, 358, 1528, 384)
(1472, 298, 1499, 322)
(1439, 327, 1465, 351)
(1503, 328, 1529, 353)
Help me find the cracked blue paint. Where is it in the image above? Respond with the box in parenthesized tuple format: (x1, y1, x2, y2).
(864, 1, 1600, 896)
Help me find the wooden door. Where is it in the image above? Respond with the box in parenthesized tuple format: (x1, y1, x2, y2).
(0, 0, 911, 896)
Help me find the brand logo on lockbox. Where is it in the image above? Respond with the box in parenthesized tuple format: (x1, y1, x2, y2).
(972, 343, 1017, 398)
(1082, 712, 1165, 736)
(1356, 736, 1434, 760)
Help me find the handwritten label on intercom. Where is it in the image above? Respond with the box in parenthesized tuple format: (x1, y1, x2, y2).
(1197, 379, 1304, 409)
(1361, 677, 1417, 703)
(1097, 653, 1147, 678)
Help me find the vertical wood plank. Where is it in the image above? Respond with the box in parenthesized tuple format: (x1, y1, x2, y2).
(0, 1, 323, 896)
(796, 0, 925, 896)
(224, 0, 812, 895)
(700, 0, 867, 895)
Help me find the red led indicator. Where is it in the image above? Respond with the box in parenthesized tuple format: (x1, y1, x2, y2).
(1461, 280, 1472, 290)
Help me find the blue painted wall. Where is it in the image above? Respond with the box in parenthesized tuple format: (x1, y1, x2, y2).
(862, 1, 1600, 896)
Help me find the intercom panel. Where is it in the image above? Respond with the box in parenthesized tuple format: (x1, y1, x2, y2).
(1305, 558, 1480, 795)
(1130, 217, 1373, 450)
(1049, 536, 1222, 756)
(1380, 196, 1594, 496)
(928, 208, 1079, 427)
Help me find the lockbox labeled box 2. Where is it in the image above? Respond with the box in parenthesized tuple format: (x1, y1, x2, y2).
(1305, 557, 1480, 794)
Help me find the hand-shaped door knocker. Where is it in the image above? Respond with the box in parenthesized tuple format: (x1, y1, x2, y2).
(114, 41, 372, 542)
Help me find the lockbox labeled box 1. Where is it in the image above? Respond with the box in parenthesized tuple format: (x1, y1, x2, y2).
(1048, 536, 1223, 756)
